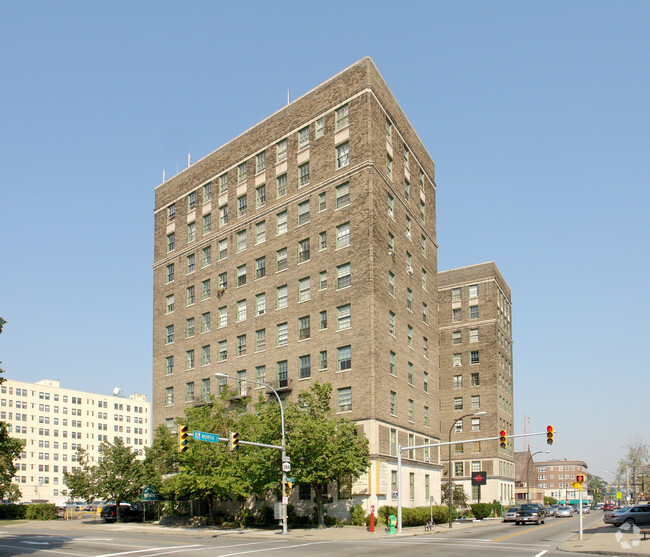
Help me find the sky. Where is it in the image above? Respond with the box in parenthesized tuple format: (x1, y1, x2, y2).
(1, 1, 648, 482)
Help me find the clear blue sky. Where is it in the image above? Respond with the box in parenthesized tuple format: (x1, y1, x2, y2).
(1, 1, 648, 481)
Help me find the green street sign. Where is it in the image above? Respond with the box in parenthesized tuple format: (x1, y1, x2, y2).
(142, 486, 159, 501)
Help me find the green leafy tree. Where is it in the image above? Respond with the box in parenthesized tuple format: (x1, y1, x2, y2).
(142, 424, 178, 495)
(0, 317, 25, 502)
(94, 438, 144, 521)
(64, 447, 96, 502)
(586, 473, 607, 503)
(441, 481, 468, 510)
(284, 382, 369, 528)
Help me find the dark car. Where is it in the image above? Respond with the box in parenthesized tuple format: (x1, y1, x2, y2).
(515, 503, 546, 525)
(100, 503, 143, 523)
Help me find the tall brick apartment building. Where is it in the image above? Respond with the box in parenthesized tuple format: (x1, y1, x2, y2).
(438, 263, 515, 505)
(152, 58, 510, 511)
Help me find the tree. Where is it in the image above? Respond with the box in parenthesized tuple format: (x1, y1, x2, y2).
(64, 447, 96, 502)
(441, 480, 469, 510)
(284, 382, 369, 528)
(93, 438, 144, 521)
(0, 317, 25, 502)
(618, 438, 649, 503)
(586, 473, 608, 503)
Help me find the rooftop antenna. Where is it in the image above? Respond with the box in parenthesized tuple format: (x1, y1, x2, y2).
(287, 89, 290, 105)
(162, 169, 166, 182)
(187, 153, 191, 167)
(112, 387, 125, 398)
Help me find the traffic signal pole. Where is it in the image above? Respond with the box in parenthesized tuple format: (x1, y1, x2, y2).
(396, 429, 555, 534)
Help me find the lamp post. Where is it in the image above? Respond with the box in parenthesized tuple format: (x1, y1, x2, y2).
(527, 450, 550, 503)
(215, 372, 287, 534)
(448, 411, 486, 528)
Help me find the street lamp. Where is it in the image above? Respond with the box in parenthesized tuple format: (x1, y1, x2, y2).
(214, 372, 287, 534)
(448, 411, 486, 528)
(527, 450, 550, 503)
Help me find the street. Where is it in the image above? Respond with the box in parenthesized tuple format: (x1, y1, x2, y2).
(0, 512, 609, 557)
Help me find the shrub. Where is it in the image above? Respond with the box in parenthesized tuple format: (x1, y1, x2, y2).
(253, 505, 275, 526)
(24, 504, 58, 520)
(376, 505, 449, 526)
(0, 504, 27, 520)
(350, 504, 366, 526)
(470, 503, 493, 520)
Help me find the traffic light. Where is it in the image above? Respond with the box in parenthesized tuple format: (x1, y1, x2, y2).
(178, 425, 189, 453)
(499, 429, 508, 449)
(546, 425, 554, 445)
(284, 480, 294, 497)
(576, 474, 585, 483)
(230, 431, 239, 452)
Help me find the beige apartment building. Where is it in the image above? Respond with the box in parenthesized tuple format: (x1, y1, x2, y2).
(438, 262, 515, 506)
(152, 58, 443, 511)
(2, 378, 150, 503)
(535, 459, 589, 503)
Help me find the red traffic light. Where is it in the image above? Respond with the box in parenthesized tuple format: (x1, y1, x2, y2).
(499, 430, 508, 449)
(546, 425, 554, 445)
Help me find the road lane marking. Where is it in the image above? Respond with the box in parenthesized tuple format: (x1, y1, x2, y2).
(94, 545, 202, 557)
(534, 551, 549, 557)
(491, 519, 573, 542)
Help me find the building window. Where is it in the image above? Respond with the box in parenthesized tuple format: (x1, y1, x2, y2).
(166, 264, 174, 283)
(298, 277, 311, 301)
(277, 323, 288, 346)
(453, 353, 461, 367)
(407, 362, 414, 385)
(452, 287, 461, 302)
(319, 231, 327, 250)
(237, 162, 247, 184)
(469, 284, 478, 298)
(237, 264, 247, 287)
(277, 285, 288, 309)
(470, 395, 480, 409)
(336, 142, 350, 169)
(423, 371, 429, 393)
(336, 182, 350, 208)
(337, 304, 351, 330)
(386, 118, 392, 143)
(298, 238, 310, 263)
(298, 162, 310, 187)
(319, 350, 327, 370)
(218, 239, 227, 260)
(422, 303, 428, 324)
(424, 406, 430, 427)
(202, 246, 211, 268)
(218, 340, 227, 361)
(470, 350, 480, 364)
(320, 310, 328, 330)
(298, 126, 310, 150)
(421, 235, 426, 256)
(471, 417, 480, 431)
(256, 184, 266, 208)
(408, 399, 414, 422)
(469, 328, 479, 343)
(187, 222, 196, 242)
(389, 351, 396, 376)
(218, 306, 228, 328)
(166, 294, 174, 314)
(255, 221, 266, 244)
(315, 117, 324, 139)
(452, 308, 461, 322)
(298, 200, 310, 225)
(404, 146, 410, 170)
(236, 299, 247, 321)
(255, 256, 266, 279)
(337, 263, 351, 289)
(255, 329, 266, 352)
(255, 365, 266, 383)
(256, 151, 266, 174)
(452, 331, 461, 344)
(338, 345, 351, 371)
(218, 173, 228, 193)
(277, 360, 288, 387)
(319, 270, 327, 290)
(236, 229, 247, 252)
(405, 216, 411, 239)
(276, 174, 287, 197)
(407, 325, 413, 347)
(201, 345, 211, 366)
(298, 316, 310, 340)
(186, 317, 195, 337)
(237, 335, 247, 356)
(165, 387, 173, 406)
(389, 272, 396, 296)
(470, 372, 480, 386)
(188, 191, 196, 211)
(335, 104, 349, 131)
(276, 139, 287, 163)
(166, 233, 175, 252)
(276, 248, 288, 272)
(277, 210, 288, 235)
(386, 154, 393, 181)
(406, 252, 413, 274)
(389, 311, 396, 336)
(299, 355, 311, 379)
(165, 356, 174, 375)
(256, 293, 266, 316)
(390, 391, 397, 415)
(319, 192, 327, 211)
(404, 179, 410, 202)
(453, 374, 462, 388)
(336, 222, 350, 248)
(187, 285, 195, 306)
(186, 254, 195, 274)
(203, 212, 212, 234)
(337, 387, 352, 412)
(167, 204, 175, 222)
(454, 397, 463, 410)
(186, 350, 195, 370)
(201, 312, 211, 333)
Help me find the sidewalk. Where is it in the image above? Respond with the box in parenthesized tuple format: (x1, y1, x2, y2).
(559, 523, 650, 557)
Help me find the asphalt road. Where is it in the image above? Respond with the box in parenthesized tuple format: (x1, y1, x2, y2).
(0, 511, 606, 557)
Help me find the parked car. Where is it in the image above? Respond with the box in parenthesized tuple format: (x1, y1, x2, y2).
(581, 505, 590, 514)
(100, 503, 143, 523)
(604, 505, 650, 526)
(515, 504, 547, 525)
(547, 505, 559, 516)
(593, 502, 604, 510)
(555, 506, 574, 518)
(603, 502, 615, 511)
(504, 506, 520, 522)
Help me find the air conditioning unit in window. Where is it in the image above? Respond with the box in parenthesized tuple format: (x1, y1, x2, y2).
(407, 268, 413, 277)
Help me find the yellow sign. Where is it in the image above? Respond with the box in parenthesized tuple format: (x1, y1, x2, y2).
(616, 491, 622, 499)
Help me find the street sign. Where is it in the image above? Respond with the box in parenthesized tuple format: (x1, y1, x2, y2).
(471, 471, 487, 486)
(282, 461, 291, 472)
(392, 488, 398, 497)
(616, 491, 622, 499)
(142, 486, 158, 501)
(193, 430, 220, 443)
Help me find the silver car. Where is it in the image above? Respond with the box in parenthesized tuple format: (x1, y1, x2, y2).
(504, 506, 520, 522)
(555, 506, 573, 518)
(604, 505, 650, 526)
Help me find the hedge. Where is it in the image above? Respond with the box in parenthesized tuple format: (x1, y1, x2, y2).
(0, 503, 57, 520)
